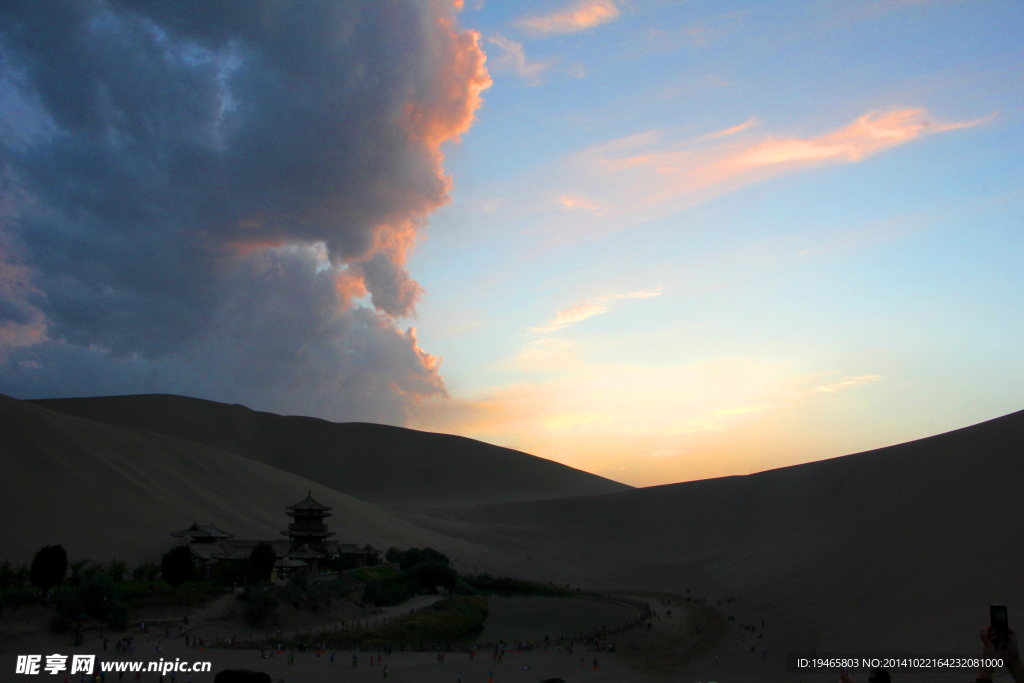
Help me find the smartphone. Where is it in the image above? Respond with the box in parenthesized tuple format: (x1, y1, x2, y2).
(991, 605, 1009, 642)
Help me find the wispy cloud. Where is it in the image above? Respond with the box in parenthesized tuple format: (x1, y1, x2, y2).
(805, 375, 881, 394)
(519, 337, 576, 362)
(530, 287, 663, 333)
(644, 11, 746, 51)
(515, 0, 620, 36)
(531, 302, 608, 333)
(735, 110, 993, 167)
(558, 108, 996, 226)
(559, 194, 604, 213)
(487, 34, 550, 85)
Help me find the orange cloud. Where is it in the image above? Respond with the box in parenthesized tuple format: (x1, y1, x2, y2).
(402, 19, 492, 154)
(0, 258, 47, 357)
(734, 109, 988, 167)
(334, 269, 368, 309)
(515, 0, 620, 35)
(562, 108, 995, 224)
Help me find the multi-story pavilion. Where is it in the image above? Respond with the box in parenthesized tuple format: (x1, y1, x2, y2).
(282, 491, 336, 553)
(169, 492, 379, 576)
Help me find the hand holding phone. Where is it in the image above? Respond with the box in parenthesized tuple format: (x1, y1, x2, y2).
(992, 605, 1009, 644)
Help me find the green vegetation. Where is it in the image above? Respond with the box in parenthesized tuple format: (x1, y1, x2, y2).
(322, 596, 488, 650)
(161, 546, 194, 589)
(242, 587, 279, 627)
(358, 547, 457, 607)
(2, 548, 229, 633)
(269, 574, 349, 615)
(348, 566, 400, 583)
(30, 545, 67, 597)
(248, 542, 277, 583)
(462, 574, 573, 598)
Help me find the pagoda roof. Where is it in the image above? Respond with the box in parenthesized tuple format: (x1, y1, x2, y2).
(170, 521, 235, 540)
(281, 527, 336, 537)
(286, 491, 332, 512)
(285, 544, 324, 559)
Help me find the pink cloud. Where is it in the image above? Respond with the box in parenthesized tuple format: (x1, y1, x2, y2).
(564, 108, 996, 222)
(515, 0, 620, 35)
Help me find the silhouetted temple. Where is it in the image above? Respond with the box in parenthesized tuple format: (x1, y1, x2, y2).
(283, 491, 336, 552)
(170, 492, 379, 577)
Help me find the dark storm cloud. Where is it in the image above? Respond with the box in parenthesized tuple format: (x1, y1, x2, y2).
(0, 0, 490, 422)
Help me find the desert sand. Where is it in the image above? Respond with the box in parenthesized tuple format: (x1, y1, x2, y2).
(3, 393, 1023, 682)
(30, 395, 630, 506)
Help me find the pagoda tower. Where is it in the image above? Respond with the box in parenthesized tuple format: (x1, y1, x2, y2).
(282, 491, 336, 553)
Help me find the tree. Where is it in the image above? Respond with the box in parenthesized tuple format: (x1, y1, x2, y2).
(407, 562, 458, 594)
(160, 546, 194, 590)
(30, 545, 67, 597)
(399, 547, 449, 571)
(0, 561, 14, 591)
(385, 547, 402, 564)
(248, 543, 277, 583)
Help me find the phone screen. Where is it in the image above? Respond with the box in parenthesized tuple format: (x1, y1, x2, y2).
(992, 605, 1009, 638)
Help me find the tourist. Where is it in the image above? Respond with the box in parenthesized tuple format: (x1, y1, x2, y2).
(383, 664, 388, 679)
(977, 625, 1023, 683)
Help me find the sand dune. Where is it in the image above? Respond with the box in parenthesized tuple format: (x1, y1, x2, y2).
(31, 394, 630, 506)
(0, 395, 470, 562)
(6, 392, 1023, 679)
(413, 408, 1024, 659)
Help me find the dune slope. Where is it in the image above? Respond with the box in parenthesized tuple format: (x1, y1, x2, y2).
(31, 394, 630, 506)
(416, 409, 1024, 654)
(0, 395, 464, 561)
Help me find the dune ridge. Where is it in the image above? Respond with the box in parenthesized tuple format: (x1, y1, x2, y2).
(0, 395, 470, 561)
(30, 394, 631, 506)
(412, 407, 1024, 655)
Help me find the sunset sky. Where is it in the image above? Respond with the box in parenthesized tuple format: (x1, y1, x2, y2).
(1, 0, 1021, 486)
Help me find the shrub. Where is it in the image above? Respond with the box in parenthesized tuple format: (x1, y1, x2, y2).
(0, 561, 15, 591)
(398, 547, 449, 571)
(30, 545, 67, 596)
(323, 596, 487, 649)
(79, 575, 116, 617)
(407, 562, 457, 594)
(248, 543, 276, 584)
(161, 546, 194, 589)
(79, 575, 131, 628)
(244, 589, 279, 627)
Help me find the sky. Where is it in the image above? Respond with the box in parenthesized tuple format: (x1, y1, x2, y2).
(0, 0, 1021, 487)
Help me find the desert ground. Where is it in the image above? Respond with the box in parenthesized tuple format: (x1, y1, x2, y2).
(2, 393, 1022, 682)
